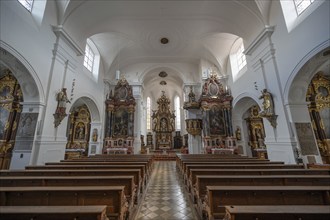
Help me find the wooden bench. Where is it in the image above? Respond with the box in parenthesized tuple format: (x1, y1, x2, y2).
(188, 168, 330, 193)
(203, 185, 330, 220)
(177, 159, 273, 173)
(26, 164, 148, 191)
(0, 186, 128, 220)
(62, 158, 153, 173)
(193, 175, 330, 205)
(45, 161, 152, 177)
(0, 175, 136, 211)
(223, 205, 330, 220)
(183, 164, 304, 186)
(0, 169, 143, 204)
(0, 205, 109, 220)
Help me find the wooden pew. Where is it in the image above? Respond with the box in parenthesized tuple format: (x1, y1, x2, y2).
(176, 156, 269, 170)
(25, 164, 148, 191)
(188, 168, 330, 192)
(193, 175, 330, 205)
(203, 185, 330, 220)
(178, 160, 276, 174)
(0, 175, 136, 211)
(180, 161, 285, 176)
(0, 169, 143, 204)
(47, 161, 152, 179)
(183, 164, 304, 186)
(176, 154, 254, 169)
(0, 186, 128, 220)
(0, 206, 109, 220)
(64, 156, 154, 171)
(223, 205, 330, 220)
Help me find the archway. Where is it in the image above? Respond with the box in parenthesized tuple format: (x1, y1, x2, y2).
(286, 46, 330, 164)
(0, 46, 44, 169)
(67, 96, 102, 157)
(232, 95, 261, 157)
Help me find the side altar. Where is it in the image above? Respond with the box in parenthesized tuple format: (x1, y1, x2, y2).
(199, 72, 236, 154)
(152, 91, 175, 150)
(103, 78, 135, 154)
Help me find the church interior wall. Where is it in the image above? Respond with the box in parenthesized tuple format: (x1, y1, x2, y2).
(0, 0, 329, 166)
(0, 1, 56, 88)
(270, 0, 329, 88)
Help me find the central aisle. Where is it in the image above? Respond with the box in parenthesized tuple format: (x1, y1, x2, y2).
(135, 161, 198, 220)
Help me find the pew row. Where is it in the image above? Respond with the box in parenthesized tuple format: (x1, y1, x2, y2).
(0, 175, 136, 211)
(223, 205, 330, 220)
(187, 168, 330, 193)
(25, 165, 148, 193)
(183, 164, 304, 186)
(0, 186, 128, 220)
(0, 169, 143, 204)
(0, 206, 109, 220)
(203, 185, 330, 220)
(54, 161, 153, 175)
(193, 174, 330, 206)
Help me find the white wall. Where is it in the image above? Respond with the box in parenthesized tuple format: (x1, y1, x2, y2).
(230, 0, 329, 163)
(1, 1, 105, 166)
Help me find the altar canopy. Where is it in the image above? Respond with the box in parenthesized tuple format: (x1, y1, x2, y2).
(152, 91, 175, 149)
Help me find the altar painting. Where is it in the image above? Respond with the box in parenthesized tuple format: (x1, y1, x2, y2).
(209, 107, 226, 136)
(113, 108, 129, 137)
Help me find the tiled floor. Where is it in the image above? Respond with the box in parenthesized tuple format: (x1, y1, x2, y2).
(134, 161, 198, 220)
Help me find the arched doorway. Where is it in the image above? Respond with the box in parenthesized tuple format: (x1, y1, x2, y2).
(232, 95, 261, 157)
(66, 96, 101, 158)
(0, 46, 44, 169)
(286, 46, 330, 164)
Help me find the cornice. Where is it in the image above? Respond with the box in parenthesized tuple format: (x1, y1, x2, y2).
(52, 25, 84, 56)
(244, 26, 275, 56)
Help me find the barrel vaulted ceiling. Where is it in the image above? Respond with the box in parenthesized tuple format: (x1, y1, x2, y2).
(55, 0, 272, 87)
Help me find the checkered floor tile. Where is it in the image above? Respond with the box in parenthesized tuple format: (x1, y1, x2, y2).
(134, 161, 198, 220)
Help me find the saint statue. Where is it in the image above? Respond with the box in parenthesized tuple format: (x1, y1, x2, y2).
(188, 86, 196, 102)
(235, 127, 241, 141)
(56, 88, 70, 114)
(259, 89, 274, 117)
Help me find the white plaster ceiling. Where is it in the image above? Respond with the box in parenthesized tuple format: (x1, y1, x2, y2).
(56, 0, 269, 84)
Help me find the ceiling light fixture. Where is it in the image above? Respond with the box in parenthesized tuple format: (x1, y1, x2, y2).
(160, 37, 169, 44)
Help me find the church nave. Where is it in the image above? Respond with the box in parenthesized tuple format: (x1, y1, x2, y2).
(135, 161, 198, 220)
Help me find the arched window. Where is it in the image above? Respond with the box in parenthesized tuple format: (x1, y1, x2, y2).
(16, 0, 46, 27)
(236, 44, 247, 71)
(280, 0, 324, 32)
(18, 0, 34, 12)
(294, 0, 315, 15)
(230, 38, 247, 82)
(174, 96, 181, 130)
(146, 97, 151, 130)
(83, 38, 100, 81)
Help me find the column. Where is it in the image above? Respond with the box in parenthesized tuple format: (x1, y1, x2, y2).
(133, 85, 143, 154)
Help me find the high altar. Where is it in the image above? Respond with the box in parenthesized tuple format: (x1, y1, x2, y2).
(152, 91, 175, 150)
(103, 78, 136, 154)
